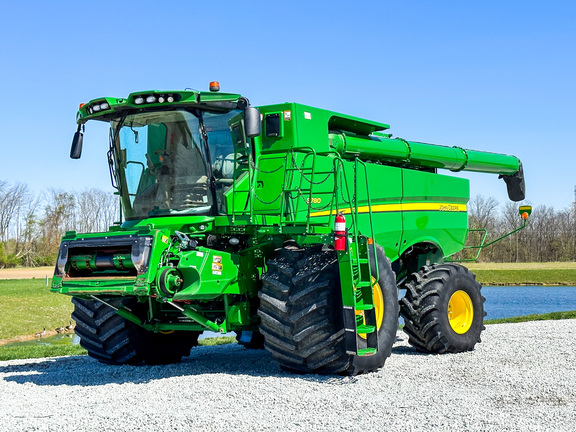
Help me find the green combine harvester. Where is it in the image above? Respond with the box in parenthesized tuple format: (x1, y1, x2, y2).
(52, 82, 530, 374)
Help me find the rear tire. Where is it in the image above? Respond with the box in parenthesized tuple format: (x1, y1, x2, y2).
(258, 244, 398, 375)
(72, 297, 200, 365)
(400, 263, 485, 353)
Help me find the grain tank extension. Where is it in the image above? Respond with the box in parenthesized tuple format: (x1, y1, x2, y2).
(52, 83, 529, 374)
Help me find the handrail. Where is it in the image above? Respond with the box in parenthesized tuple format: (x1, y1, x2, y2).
(354, 158, 379, 284)
(446, 219, 528, 262)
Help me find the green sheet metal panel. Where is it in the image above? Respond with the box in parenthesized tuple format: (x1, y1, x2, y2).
(400, 169, 469, 257)
(252, 152, 289, 214)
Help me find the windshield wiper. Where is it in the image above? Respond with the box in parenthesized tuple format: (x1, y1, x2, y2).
(196, 110, 219, 216)
(107, 112, 130, 191)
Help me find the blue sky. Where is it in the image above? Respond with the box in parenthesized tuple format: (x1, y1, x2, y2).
(1, 1, 575, 211)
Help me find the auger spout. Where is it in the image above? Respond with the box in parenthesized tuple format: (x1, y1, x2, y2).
(329, 132, 525, 201)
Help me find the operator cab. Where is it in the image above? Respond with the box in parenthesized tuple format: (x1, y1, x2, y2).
(114, 108, 241, 219)
(70, 84, 261, 220)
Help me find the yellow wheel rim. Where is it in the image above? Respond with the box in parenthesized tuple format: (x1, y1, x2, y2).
(448, 290, 473, 334)
(357, 277, 384, 339)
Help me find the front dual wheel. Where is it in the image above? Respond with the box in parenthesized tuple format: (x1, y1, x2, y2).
(400, 263, 485, 353)
(72, 297, 200, 365)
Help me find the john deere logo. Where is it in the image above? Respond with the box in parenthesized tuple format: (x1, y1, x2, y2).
(439, 204, 460, 212)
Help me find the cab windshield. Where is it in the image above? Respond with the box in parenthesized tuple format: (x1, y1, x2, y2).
(111, 109, 241, 219)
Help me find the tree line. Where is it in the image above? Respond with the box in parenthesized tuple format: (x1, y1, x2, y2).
(0, 180, 118, 267)
(0, 178, 574, 267)
(459, 195, 576, 262)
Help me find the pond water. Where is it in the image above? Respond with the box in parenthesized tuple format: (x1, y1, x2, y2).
(3, 332, 80, 348)
(482, 285, 576, 320)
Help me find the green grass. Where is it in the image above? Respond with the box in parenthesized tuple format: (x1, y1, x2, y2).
(471, 269, 576, 285)
(0, 343, 87, 361)
(463, 262, 576, 285)
(0, 279, 75, 340)
(198, 336, 237, 346)
(0, 335, 239, 361)
(0, 277, 241, 361)
(484, 310, 576, 324)
(465, 262, 576, 270)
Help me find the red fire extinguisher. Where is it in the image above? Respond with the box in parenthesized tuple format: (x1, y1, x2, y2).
(334, 212, 346, 251)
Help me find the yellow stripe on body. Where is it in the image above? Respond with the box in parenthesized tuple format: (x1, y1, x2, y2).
(309, 202, 467, 217)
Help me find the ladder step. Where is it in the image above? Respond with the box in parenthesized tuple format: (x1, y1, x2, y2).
(355, 304, 374, 311)
(358, 348, 377, 356)
(356, 325, 376, 334)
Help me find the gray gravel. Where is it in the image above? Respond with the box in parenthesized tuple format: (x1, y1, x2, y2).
(1, 320, 575, 432)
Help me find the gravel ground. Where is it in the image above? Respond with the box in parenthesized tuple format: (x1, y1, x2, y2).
(1, 320, 575, 432)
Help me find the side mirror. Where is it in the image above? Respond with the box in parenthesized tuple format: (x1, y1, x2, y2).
(244, 107, 261, 138)
(70, 125, 84, 159)
(519, 205, 532, 220)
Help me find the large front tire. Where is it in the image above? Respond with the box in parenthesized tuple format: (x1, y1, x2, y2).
(258, 244, 398, 375)
(400, 263, 485, 353)
(72, 297, 200, 365)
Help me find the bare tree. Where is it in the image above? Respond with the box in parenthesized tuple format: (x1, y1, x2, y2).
(37, 190, 76, 261)
(468, 195, 499, 230)
(0, 181, 29, 244)
(75, 188, 119, 233)
(16, 201, 41, 267)
(97, 190, 120, 231)
(466, 195, 499, 261)
(497, 201, 523, 262)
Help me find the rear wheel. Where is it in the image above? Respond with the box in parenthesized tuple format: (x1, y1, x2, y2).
(72, 297, 200, 365)
(400, 263, 485, 353)
(258, 244, 398, 375)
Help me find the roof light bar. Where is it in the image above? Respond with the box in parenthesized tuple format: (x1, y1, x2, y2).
(131, 93, 180, 106)
(86, 100, 111, 115)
